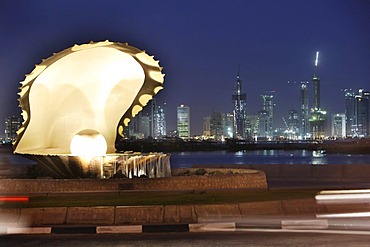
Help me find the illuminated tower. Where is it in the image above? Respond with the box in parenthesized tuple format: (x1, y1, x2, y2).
(177, 104, 190, 139)
(288, 109, 300, 139)
(150, 98, 156, 137)
(260, 91, 274, 138)
(313, 52, 320, 110)
(332, 113, 346, 138)
(300, 82, 309, 138)
(153, 103, 166, 138)
(231, 67, 247, 139)
(344, 89, 356, 137)
(258, 110, 269, 138)
(309, 51, 327, 139)
(356, 89, 370, 137)
(224, 113, 234, 138)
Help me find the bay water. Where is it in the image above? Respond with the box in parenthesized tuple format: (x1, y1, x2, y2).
(170, 150, 370, 168)
(2, 145, 370, 170)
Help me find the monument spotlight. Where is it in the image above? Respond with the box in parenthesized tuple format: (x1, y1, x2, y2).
(13, 40, 170, 178)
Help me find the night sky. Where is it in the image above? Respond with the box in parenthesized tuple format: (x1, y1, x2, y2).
(1, 0, 369, 137)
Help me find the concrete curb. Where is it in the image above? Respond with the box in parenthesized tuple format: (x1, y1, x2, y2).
(5, 217, 370, 235)
(1, 220, 330, 235)
(4, 219, 370, 236)
(1, 223, 238, 235)
(3, 198, 369, 235)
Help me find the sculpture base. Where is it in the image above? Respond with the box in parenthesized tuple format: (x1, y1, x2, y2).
(22, 153, 171, 179)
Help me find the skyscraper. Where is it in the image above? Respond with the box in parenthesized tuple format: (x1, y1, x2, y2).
(300, 81, 309, 138)
(356, 89, 370, 137)
(149, 98, 156, 137)
(224, 113, 234, 138)
(210, 111, 224, 140)
(331, 113, 346, 138)
(261, 91, 274, 138)
(344, 89, 356, 137)
(246, 115, 259, 139)
(140, 115, 151, 138)
(153, 103, 166, 138)
(232, 68, 247, 139)
(313, 52, 321, 111)
(126, 111, 142, 138)
(4, 116, 21, 142)
(258, 110, 269, 138)
(177, 104, 190, 139)
(288, 109, 300, 139)
(309, 51, 327, 139)
(203, 116, 211, 137)
(344, 89, 370, 137)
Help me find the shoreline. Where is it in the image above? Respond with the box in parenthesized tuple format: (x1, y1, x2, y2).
(117, 138, 370, 154)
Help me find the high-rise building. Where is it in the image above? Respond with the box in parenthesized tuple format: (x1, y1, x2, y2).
(126, 99, 166, 139)
(140, 115, 151, 138)
(177, 104, 190, 139)
(260, 91, 274, 138)
(203, 112, 227, 140)
(287, 109, 300, 139)
(126, 112, 142, 138)
(4, 116, 21, 142)
(153, 103, 166, 138)
(344, 88, 370, 137)
(356, 89, 369, 137)
(246, 115, 259, 139)
(300, 81, 310, 138)
(309, 51, 327, 139)
(149, 98, 156, 137)
(232, 68, 247, 139)
(224, 113, 234, 138)
(126, 111, 151, 138)
(309, 106, 327, 140)
(203, 116, 211, 137)
(210, 112, 224, 140)
(126, 99, 152, 139)
(344, 89, 356, 137)
(332, 113, 346, 138)
(313, 53, 321, 111)
(258, 110, 269, 138)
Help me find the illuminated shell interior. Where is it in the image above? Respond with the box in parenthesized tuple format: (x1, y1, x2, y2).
(14, 40, 164, 155)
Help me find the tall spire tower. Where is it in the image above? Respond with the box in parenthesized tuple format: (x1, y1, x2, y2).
(309, 51, 327, 139)
(232, 65, 247, 139)
(313, 51, 320, 110)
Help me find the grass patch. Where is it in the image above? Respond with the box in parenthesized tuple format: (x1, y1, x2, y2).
(1, 189, 319, 208)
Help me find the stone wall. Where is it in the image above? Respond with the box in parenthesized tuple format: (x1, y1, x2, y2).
(0, 168, 267, 193)
(193, 164, 370, 184)
(121, 170, 267, 190)
(2, 198, 370, 226)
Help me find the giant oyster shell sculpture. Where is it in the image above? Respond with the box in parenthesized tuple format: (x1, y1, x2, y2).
(13, 40, 170, 178)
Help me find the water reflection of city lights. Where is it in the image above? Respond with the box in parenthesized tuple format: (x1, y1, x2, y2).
(312, 157, 328, 165)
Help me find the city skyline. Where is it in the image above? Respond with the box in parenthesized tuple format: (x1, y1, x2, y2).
(1, 1, 369, 137)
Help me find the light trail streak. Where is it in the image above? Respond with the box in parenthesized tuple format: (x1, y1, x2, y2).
(0, 197, 29, 203)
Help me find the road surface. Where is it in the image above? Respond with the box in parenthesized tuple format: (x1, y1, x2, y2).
(1, 230, 370, 247)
